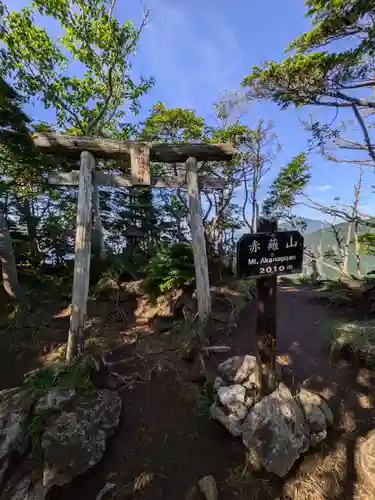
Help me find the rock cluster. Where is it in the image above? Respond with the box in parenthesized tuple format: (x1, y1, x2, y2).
(0, 359, 122, 499)
(210, 355, 334, 477)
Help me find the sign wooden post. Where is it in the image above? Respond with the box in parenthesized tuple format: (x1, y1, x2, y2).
(236, 218, 304, 395)
(186, 156, 211, 327)
(66, 151, 94, 362)
(256, 217, 278, 394)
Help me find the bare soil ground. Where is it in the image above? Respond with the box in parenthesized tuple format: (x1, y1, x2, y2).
(1, 285, 375, 499)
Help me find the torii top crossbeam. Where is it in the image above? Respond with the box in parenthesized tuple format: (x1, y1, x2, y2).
(30, 132, 236, 189)
(31, 132, 236, 162)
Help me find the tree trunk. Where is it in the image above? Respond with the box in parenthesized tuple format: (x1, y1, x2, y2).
(0, 209, 26, 317)
(343, 223, 352, 275)
(22, 199, 42, 265)
(242, 167, 252, 231)
(251, 168, 258, 232)
(353, 168, 363, 278)
(91, 185, 106, 261)
(317, 240, 323, 277)
(354, 221, 361, 277)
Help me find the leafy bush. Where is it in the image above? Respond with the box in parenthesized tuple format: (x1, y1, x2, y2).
(320, 319, 375, 367)
(142, 242, 195, 297)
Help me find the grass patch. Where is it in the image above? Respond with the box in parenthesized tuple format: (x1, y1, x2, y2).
(320, 319, 375, 367)
(24, 360, 95, 397)
(25, 409, 52, 455)
(279, 276, 297, 285)
(226, 452, 275, 499)
(196, 380, 214, 416)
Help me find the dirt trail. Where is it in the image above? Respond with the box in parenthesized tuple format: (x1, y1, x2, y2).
(52, 285, 375, 500)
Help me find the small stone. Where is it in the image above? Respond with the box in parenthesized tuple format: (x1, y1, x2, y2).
(310, 430, 327, 447)
(35, 388, 76, 413)
(198, 475, 218, 500)
(209, 402, 243, 437)
(297, 389, 328, 433)
(298, 388, 334, 430)
(218, 355, 257, 384)
(217, 385, 247, 419)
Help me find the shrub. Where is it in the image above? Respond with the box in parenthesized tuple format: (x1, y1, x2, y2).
(142, 242, 195, 297)
(321, 319, 375, 367)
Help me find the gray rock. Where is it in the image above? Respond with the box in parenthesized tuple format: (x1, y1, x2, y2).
(242, 360, 283, 391)
(242, 383, 310, 477)
(35, 388, 76, 413)
(2, 473, 47, 500)
(213, 377, 225, 392)
(209, 402, 244, 437)
(297, 388, 327, 433)
(217, 385, 247, 419)
(0, 387, 34, 462)
(198, 475, 218, 500)
(218, 355, 257, 384)
(42, 390, 122, 489)
(297, 388, 333, 432)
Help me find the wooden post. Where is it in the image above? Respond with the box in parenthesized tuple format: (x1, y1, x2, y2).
(186, 157, 211, 327)
(130, 144, 151, 185)
(256, 216, 278, 394)
(66, 151, 94, 362)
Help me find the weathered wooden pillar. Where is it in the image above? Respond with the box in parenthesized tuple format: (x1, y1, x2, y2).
(66, 151, 94, 362)
(256, 216, 278, 394)
(186, 157, 211, 327)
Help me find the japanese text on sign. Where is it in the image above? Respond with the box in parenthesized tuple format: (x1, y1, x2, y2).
(236, 231, 304, 278)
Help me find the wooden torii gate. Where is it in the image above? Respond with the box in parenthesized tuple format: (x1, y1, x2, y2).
(31, 133, 235, 361)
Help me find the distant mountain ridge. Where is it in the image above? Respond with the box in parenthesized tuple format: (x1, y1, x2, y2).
(236, 217, 328, 237)
(279, 218, 329, 234)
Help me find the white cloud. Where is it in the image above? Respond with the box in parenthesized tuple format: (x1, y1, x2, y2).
(139, 0, 242, 111)
(311, 185, 332, 191)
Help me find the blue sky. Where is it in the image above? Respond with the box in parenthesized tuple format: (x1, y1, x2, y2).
(5, 0, 375, 222)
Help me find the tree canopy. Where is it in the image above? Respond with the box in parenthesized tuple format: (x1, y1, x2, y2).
(242, 0, 375, 111)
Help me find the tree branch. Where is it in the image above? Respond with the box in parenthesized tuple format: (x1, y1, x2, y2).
(351, 103, 375, 163)
(336, 91, 375, 110)
(85, 8, 150, 136)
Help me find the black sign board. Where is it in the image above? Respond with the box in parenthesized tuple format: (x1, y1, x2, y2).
(237, 230, 304, 278)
